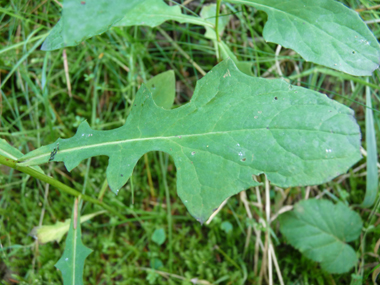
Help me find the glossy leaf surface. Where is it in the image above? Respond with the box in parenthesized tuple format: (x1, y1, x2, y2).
(279, 199, 362, 273)
(226, 0, 380, 76)
(19, 59, 361, 222)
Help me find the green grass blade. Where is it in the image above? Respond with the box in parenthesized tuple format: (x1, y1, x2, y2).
(361, 82, 379, 208)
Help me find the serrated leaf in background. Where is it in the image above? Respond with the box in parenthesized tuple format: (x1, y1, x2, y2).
(279, 199, 363, 274)
(226, 0, 380, 76)
(19, 59, 361, 223)
(41, 0, 211, 51)
(55, 198, 92, 285)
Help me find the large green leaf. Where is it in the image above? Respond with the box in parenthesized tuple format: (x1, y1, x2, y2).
(279, 199, 362, 274)
(226, 0, 380, 76)
(19, 59, 361, 222)
(55, 198, 92, 285)
(41, 0, 211, 51)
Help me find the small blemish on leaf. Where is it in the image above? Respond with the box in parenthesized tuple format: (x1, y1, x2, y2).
(241, 158, 246, 162)
(213, 208, 218, 212)
(191, 151, 196, 156)
(81, 1, 85, 4)
(274, 97, 278, 100)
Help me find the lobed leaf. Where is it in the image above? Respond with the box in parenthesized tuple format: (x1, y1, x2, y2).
(19, 59, 361, 223)
(279, 199, 363, 273)
(226, 0, 380, 76)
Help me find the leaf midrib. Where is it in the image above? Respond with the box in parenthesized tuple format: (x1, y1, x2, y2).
(21, 127, 354, 164)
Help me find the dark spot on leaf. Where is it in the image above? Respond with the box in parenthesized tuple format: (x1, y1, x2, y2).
(352, 50, 356, 54)
(241, 158, 246, 162)
(213, 208, 218, 212)
(266, 127, 269, 129)
(120, 174, 123, 177)
(81, 1, 85, 4)
(274, 97, 278, 100)
(134, 104, 136, 106)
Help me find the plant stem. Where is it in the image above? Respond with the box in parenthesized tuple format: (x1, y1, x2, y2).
(215, 0, 222, 42)
(0, 155, 125, 220)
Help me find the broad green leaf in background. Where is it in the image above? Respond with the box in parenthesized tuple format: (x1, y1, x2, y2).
(55, 198, 92, 285)
(146, 70, 176, 110)
(30, 211, 105, 244)
(200, 4, 253, 76)
(19, 59, 361, 223)
(41, 0, 212, 51)
(0, 139, 43, 173)
(225, 0, 380, 76)
(279, 199, 363, 274)
(361, 84, 379, 208)
(115, 0, 211, 29)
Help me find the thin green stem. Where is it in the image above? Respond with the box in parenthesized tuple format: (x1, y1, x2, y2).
(0, 155, 125, 220)
(215, 0, 222, 42)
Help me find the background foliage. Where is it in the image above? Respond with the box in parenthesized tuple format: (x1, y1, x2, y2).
(1, 0, 380, 284)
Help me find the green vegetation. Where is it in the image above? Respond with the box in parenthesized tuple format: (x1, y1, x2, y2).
(1, 0, 380, 284)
